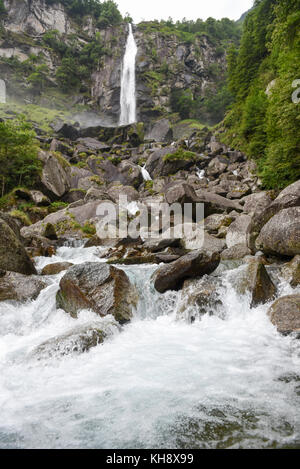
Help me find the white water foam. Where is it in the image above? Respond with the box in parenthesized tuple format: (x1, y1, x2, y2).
(0, 246, 299, 448)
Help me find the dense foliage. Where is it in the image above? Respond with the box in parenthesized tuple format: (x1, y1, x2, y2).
(0, 119, 41, 196)
(45, 0, 122, 26)
(223, 0, 300, 189)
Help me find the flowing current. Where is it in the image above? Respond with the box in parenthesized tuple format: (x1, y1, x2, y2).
(0, 244, 299, 449)
(119, 24, 138, 126)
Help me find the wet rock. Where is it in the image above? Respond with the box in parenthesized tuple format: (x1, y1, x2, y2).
(221, 244, 252, 261)
(75, 137, 111, 152)
(0, 217, 37, 275)
(32, 326, 106, 358)
(178, 276, 223, 322)
(256, 207, 300, 257)
(56, 262, 138, 324)
(268, 295, 300, 335)
(235, 259, 277, 308)
(118, 161, 143, 189)
(41, 262, 74, 276)
(25, 235, 56, 258)
(0, 272, 47, 302)
(153, 250, 220, 293)
(281, 256, 300, 287)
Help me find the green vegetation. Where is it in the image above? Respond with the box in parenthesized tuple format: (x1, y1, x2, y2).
(139, 17, 241, 46)
(222, 0, 300, 189)
(163, 149, 197, 162)
(0, 118, 41, 196)
(45, 0, 122, 27)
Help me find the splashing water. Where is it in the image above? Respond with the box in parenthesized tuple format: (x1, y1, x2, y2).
(139, 165, 152, 182)
(0, 245, 299, 449)
(119, 24, 138, 126)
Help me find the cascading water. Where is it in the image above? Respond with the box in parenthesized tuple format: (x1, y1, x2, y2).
(119, 24, 138, 126)
(0, 244, 299, 449)
(139, 165, 152, 182)
(0, 79, 6, 104)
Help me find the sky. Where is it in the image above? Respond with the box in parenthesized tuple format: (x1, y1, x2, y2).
(115, 0, 254, 23)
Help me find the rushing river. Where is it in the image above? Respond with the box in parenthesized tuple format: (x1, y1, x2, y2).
(0, 244, 299, 449)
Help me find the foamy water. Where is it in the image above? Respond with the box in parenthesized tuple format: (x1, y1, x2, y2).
(0, 246, 299, 449)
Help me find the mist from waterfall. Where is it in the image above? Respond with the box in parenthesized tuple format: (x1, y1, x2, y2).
(0, 79, 6, 104)
(119, 24, 138, 126)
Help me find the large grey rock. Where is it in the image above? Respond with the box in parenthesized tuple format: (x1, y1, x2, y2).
(0, 217, 36, 275)
(221, 244, 251, 260)
(247, 181, 300, 252)
(31, 322, 120, 359)
(153, 250, 220, 293)
(0, 271, 47, 302)
(256, 207, 300, 257)
(56, 262, 138, 324)
(242, 191, 273, 216)
(281, 256, 300, 287)
(195, 190, 243, 216)
(226, 215, 252, 248)
(268, 295, 300, 335)
(178, 276, 223, 322)
(145, 118, 173, 143)
(40, 151, 71, 197)
(235, 259, 276, 308)
(118, 161, 143, 189)
(107, 185, 139, 204)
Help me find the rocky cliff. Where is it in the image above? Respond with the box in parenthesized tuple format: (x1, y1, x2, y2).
(0, 0, 228, 125)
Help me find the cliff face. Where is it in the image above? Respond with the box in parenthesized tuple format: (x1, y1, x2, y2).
(0, 1, 227, 125)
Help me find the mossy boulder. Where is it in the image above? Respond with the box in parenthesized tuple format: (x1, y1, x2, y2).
(0, 217, 37, 275)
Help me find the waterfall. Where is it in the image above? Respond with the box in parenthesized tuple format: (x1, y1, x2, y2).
(139, 165, 152, 182)
(0, 79, 6, 104)
(119, 24, 138, 126)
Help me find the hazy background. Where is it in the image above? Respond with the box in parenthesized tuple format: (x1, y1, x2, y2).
(115, 0, 254, 23)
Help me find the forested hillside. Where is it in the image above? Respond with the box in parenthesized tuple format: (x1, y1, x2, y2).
(221, 0, 300, 189)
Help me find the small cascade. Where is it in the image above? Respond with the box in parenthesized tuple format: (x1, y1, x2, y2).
(197, 169, 205, 180)
(0, 79, 6, 104)
(119, 24, 138, 126)
(139, 164, 152, 181)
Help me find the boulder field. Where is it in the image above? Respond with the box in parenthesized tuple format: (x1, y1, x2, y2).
(0, 125, 299, 344)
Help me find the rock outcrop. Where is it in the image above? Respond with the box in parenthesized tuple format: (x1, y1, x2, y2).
(0, 271, 47, 302)
(256, 207, 300, 257)
(268, 295, 300, 335)
(56, 262, 138, 324)
(153, 250, 220, 293)
(0, 217, 37, 275)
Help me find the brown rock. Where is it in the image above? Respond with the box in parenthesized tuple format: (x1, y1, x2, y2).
(41, 262, 74, 276)
(268, 295, 300, 335)
(153, 250, 220, 293)
(56, 262, 138, 324)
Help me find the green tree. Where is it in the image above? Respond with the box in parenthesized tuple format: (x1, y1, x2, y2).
(0, 119, 41, 196)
